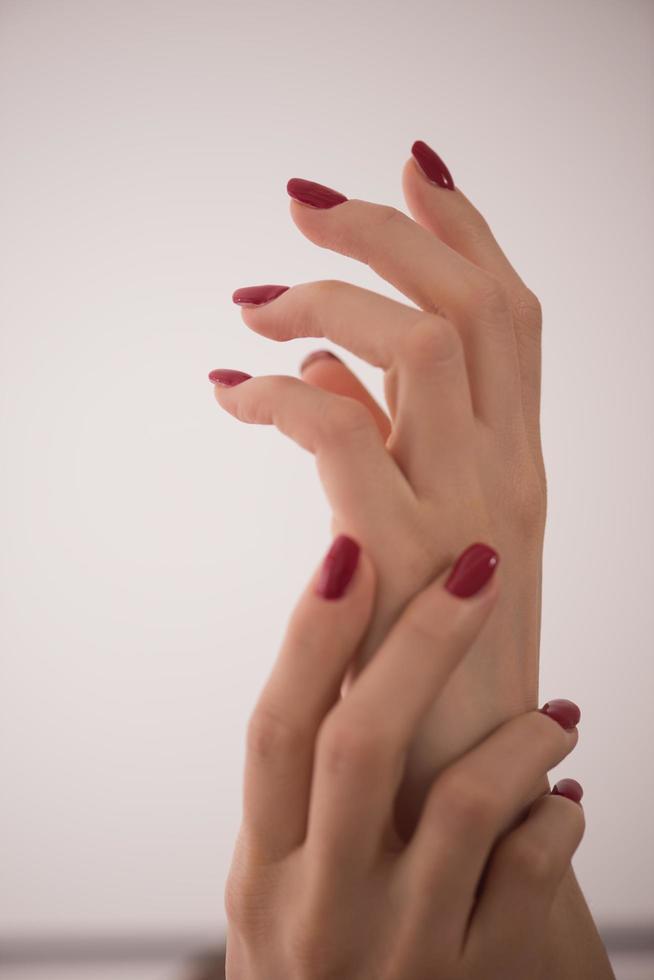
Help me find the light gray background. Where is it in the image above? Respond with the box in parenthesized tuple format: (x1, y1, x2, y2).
(1, 0, 653, 975)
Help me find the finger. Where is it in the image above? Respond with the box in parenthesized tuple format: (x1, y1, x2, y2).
(403, 145, 538, 312)
(402, 145, 543, 476)
(235, 282, 477, 496)
(397, 702, 580, 939)
(210, 372, 412, 539)
(305, 542, 500, 880)
(299, 350, 392, 443)
(465, 789, 585, 974)
(242, 535, 376, 864)
(285, 179, 521, 430)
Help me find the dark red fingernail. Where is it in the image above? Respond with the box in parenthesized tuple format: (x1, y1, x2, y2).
(315, 534, 360, 600)
(300, 350, 342, 373)
(411, 140, 455, 191)
(208, 369, 252, 386)
(551, 779, 583, 804)
(287, 177, 348, 209)
(232, 284, 290, 306)
(539, 699, 581, 731)
(444, 543, 499, 598)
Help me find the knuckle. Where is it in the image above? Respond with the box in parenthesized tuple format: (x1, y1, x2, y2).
(505, 835, 555, 884)
(513, 288, 543, 332)
(317, 715, 389, 777)
(223, 872, 250, 928)
(376, 203, 405, 233)
(307, 278, 344, 303)
(470, 273, 511, 320)
(224, 867, 264, 931)
(401, 316, 463, 366)
(436, 770, 500, 832)
(246, 702, 306, 764)
(521, 490, 547, 532)
(318, 396, 376, 445)
(286, 916, 333, 979)
(518, 480, 546, 523)
(513, 475, 547, 532)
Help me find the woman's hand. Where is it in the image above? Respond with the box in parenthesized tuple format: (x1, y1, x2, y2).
(210, 143, 544, 836)
(224, 534, 584, 980)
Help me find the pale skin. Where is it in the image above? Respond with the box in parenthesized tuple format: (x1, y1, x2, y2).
(224, 539, 583, 979)
(211, 151, 615, 976)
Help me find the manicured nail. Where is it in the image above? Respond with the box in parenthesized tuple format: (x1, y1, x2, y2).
(411, 140, 455, 191)
(539, 699, 581, 731)
(315, 534, 360, 600)
(551, 779, 584, 804)
(232, 284, 290, 306)
(208, 369, 252, 387)
(300, 350, 342, 373)
(287, 177, 348, 209)
(444, 543, 499, 598)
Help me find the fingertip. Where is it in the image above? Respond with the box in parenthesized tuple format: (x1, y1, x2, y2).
(551, 778, 584, 805)
(443, 542, 500, 600)
(314, 534, 362, 601)
(208, 368, 252, 387)
(299, 350, 343, 374)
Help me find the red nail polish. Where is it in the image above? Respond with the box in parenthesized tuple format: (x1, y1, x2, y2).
(232, 284, 290, 306)
(444, 543, 499, 598)
(315, 535, 360, 600)
(411, 140, 455, 191)
(551, 779, 583, 804)
(208, 369, 252, 386)
(287, 177, 348, 209)
(300, 350, 342, 373)
(539, 699, 581, 731)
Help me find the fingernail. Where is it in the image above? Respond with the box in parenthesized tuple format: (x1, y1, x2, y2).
(287, 177, 348, 209)
(315, 534, 360, 600)
(300, 350, 342, 373)
(539, 699, 581, 731)
(551, 779, 584, 804)
(232, 284, 290, 306)
(411, 140, 455, 191)
(444, 542, 499, 598)
(208, 369, 252, 387)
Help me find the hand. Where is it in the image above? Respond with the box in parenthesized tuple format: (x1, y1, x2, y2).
(224, 534, 583, 980)
(210, 142, 544, 837)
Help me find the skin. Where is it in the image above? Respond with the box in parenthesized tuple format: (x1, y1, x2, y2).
(215, 157, 545, 836)
(212, 154, 614, 976)
(223, 541, 585, 979)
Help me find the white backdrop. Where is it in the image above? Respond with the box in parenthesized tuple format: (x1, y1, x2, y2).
(1, 0, 652, 947)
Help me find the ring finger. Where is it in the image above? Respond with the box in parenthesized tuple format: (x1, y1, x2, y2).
(464, 787, 585, 973)
(397, 702, 580, 939)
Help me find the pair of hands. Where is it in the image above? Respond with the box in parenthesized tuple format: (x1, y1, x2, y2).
(209, 141, 610, 977)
